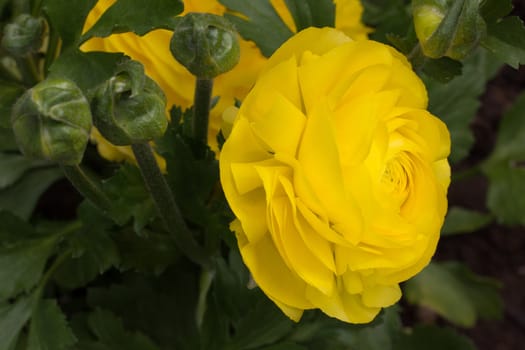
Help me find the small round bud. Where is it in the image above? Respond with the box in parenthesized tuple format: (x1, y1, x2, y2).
(413, 0, 486, 60)
(170, 13, 240, 79)
(2, 14, 45, 56)
(11, 78, 92, 165)
(91, 60, 168, 145)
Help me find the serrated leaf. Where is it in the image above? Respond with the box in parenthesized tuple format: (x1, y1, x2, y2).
(441, 207, 494, 235)
(393, 326, 475, 350)
(0, 166, 62, 220)
(425, 50, 502, 163)
(0, 234, 59, 300)
(0, 297, 33, 350)
(48, 50, 124, 94)
(483, 92, 525, 225)
(81, 0, 183, 42)
(156, 118, 220, 227)
(482, 16, 525, 69)
(42, 0, 97, 48)
(53, 203, 119, 289)
(403, 262, 503, 327)
(86, 309, 160, 350)
(112, 229, 179, 275)
(27, 299, 77, 350)
(0, 153, 52, 190)
(228, 294, 293, 349)
(87, 264, 200, 349)
(102, 165, 154, 228)
(219, 0, 293, 57)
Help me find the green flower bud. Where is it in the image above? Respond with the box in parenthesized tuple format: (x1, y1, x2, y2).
(412, 0, 486, 60)
(11, 78, 92, 165)
(2, 14, 45, 56)
(91, 60, 168, 145)
(170, 13, 240, 79)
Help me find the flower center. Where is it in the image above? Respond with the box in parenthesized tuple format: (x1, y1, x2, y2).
(381, 154, 411, 206)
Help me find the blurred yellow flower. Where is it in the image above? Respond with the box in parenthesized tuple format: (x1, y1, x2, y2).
(219, 27, 450, 323)
(82, 0, 369, 163)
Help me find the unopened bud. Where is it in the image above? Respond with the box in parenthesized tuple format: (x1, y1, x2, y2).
(91, 60, 168, 145)
(11, 78, 92, 165)
(2, 14, 45, 56)
(413, 0, 486, 60)
(170, 13, 240, 79)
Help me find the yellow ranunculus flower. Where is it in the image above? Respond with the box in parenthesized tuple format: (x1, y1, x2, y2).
(219, 27, 451, 323)
(82, 0, 369, 164)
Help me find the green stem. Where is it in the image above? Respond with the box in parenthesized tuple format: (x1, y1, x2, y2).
(15, 56, 40, 86)
(61, 165, 112, 214)
(44, 28, 60, 74)
(195, 267, 215, 329)
(131, 142, 208, 266)
(193, 78, 214, 148)
(31, 0, 43, 16)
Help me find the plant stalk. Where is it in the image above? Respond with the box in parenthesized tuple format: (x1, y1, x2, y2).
(131, 142, 208, 266)
(192, 78, 213, 148)
(61, 164, 112, 214)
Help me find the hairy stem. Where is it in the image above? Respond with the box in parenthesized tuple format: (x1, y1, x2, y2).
(61, 164, 112, 214)
(131, 142, 208, 266)
(192, 78, 214, 149)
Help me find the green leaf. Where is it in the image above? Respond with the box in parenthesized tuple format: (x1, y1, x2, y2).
(102, 164, 154, 229)
(27, 299, 77, 350)
(0, 128, 17, 151)
(42, 0, 97, 48)
(480, 0, 514, 23)
(483, 92, 525, 225)
(0, 210, 36, 245)
(87, 264, 200, 349)
(441, 207, 494, 235)
(86, 309, 160, 350)
(81, 0, 183, 42)
(403, 262, 503, 327)
(259, 343, 307, 350)
(228, 294, 293, 349)
(393, 326, 475, 350)
(420, 57, 463, 83)
(288, 307, 401, 350)
(112, 229, 179, 275)
(284, 0, 335, 31)
(0, 166, 62, 220)
(48, 50, 124, 94)
(0, 297, 33, 350)
(0, 233, 59, 300)
(0, 153, 52, 190)
(53, 203, 119, 289)
(361, 0, 411, 44)
(425, 50, 502, 163)
(482, 16, 525, 69)
(219, 0, 294, 57)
